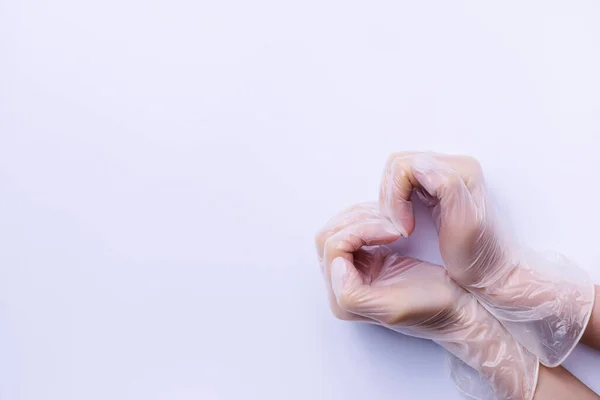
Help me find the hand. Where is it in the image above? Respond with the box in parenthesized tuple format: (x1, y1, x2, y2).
(315, 203, 538, 400)
(379, 152, 595, 366)
(315, 203, 457, 328)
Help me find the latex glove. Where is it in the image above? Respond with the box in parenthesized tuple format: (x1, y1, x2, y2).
(315, 203, 538, 400)
(379, 152, 595, 367)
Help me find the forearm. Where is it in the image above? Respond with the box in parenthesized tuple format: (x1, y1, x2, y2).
(431, 294, 538, 400)
(581, 284, 600, 349)
(467, 254, 595, 367)
(532, 287, 600, 399)
(533, 365, 599, 400)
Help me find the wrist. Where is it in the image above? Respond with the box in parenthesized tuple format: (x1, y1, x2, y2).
(466, 255, 595, 366)
(474, 333, 539, 400)
(435, 295, 539, 400)
(533, 365, 600, 400)
(581, 284, 600, 349)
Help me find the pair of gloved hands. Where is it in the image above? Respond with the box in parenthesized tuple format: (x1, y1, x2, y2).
(315, 152, 594, 400)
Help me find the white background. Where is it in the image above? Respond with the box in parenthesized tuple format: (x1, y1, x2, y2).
(1, 1, 600, 399)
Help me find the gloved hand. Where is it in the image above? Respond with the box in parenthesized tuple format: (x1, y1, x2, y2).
(379, 152, 595, 367)
(315, 203, 538, 400)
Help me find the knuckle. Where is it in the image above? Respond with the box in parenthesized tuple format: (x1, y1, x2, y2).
(461, 155, 481, 168)
(439, 173, 463, 195)
(445, 173, 462, 188)
(330, 301, 353, 321)
(385, 152, 401, 167)
(323, 236, 338, 258)
(379, 313, 404, 327)
(387, 153, 411, 174)
(336, 291, 355, 311)
(461, 155, 484, 180)
(314, 230, 327, 251)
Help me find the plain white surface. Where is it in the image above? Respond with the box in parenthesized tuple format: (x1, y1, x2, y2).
(1, 1, 600, 399)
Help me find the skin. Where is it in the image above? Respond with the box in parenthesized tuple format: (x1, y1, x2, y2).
(532, 286, 600, 399)
(534, 366, 599, 400)
(316, 205, 600, 398)
(318, 153, 600, 398)
(316, 204, 539, 399)
(379, 151, 598, 361)
(379, 153, 600, 398)
(581, 285, 600, 350)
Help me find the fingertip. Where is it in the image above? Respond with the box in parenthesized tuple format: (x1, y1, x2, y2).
(381, 158, 416, 237)
(331, 257, 349, 300)
(385, 200, 415, 237)
(410, 154, 463, 198)
(411, 154, 439, 181)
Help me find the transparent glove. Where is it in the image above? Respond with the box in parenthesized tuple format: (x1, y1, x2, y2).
(380, 152, 595, 367)
(315, 203, 539, 400)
